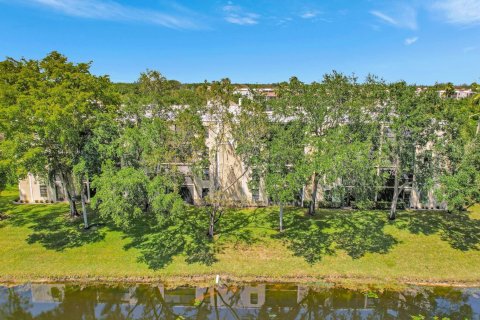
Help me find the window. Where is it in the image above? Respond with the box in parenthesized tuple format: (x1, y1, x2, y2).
(202, 188, 209, 198)
(252, 189, 260, 202)
(180, 186, 194, 205)
(39, 184, 48, 198)
(203, 168, 210, 181)
(55, 184, 65, 201)
(250, 293, 258, 305)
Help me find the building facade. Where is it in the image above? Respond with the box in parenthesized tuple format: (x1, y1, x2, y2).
(18, 86, 460, 210)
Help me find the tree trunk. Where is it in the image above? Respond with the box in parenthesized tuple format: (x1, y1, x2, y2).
(389, 156, 400, 220)
(208, 208, 215, 238)
(81, 183, 89, 229)
(279, 202, 284, 232)
(66, 189, 78, 217)
(374, 123, 385, 205)
(308, 173, 319, 215)
(61, 172, 78, 217)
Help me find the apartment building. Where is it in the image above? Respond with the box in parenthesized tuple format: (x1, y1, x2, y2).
(17, 86, 461, 209)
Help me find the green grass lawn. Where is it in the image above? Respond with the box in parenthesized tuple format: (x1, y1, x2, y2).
(1, 186, 480, 287)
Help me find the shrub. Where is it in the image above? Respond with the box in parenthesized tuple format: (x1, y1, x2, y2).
(354, 200, 375, 210)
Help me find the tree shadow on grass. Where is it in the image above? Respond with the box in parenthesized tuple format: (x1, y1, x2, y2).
(122, 207, 257, 270)
(395, 211, 480, 251)
(267, 208, 399, 264)
(7, 204, 106, 251)
(331, 211, 399, 259)
(0, 214, 7, 229)
(217, 210, 259, 247)
(273, 210, 335, 264)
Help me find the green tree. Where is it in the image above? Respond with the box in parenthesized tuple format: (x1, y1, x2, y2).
(197, 78, 237, 237)
(0, 52, 118, 216)
(380, 84, 442, 219)
(275, 72, 361, 214)
(264, 122, 306, 231)
(435, 95, 480, 211)
(0, 138, 16, 194)
(92, 70, 206, 229)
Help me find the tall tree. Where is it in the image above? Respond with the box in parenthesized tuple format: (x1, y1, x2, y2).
(435, 93, 480, 211)
(275, 72, 359, 214)
(0, 52, 118, 216)
(379, 84, 441, 219)
(264, 122, 306, 231)
(197, 78, 237, 237)
(92, 70, 206, 228)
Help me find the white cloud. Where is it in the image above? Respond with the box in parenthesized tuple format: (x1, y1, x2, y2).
(222, 2, 259, 25)
(432, 0, 480, 25)
(25, 0, 199, 29)
(370, 5, 417, 30)
(300, 11, 319, 19)
(404, 37, 419, 45)
(370, 10, 398, 25)
(225, 13, 259, 25)
(222, 4, 241, 13)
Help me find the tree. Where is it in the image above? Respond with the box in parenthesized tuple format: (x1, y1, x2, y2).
(275, 72, 360, 214)
(0, 52, 118, 216)
(0, 138, 16, 194)
(435, 95, 480, 211)
(91, 163, 185, 228)
(379, 84, 441, 219)
(264, 122, 306, 231)
(92, 70, 206, 229)
(197, 78, 237, 237)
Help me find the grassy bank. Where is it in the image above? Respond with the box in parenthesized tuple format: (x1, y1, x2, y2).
(1, 186, 480, 287)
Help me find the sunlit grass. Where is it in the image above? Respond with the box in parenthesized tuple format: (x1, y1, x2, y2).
(1, 186, 480, 286)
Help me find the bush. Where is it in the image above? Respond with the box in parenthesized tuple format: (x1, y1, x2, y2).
(303, 200, 312, 208)
(374, 201, 406, 210)
(353, 200, 376, 210)
(318, 201, 342, 209)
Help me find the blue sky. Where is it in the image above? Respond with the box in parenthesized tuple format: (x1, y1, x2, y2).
(0, 0, 479, 84)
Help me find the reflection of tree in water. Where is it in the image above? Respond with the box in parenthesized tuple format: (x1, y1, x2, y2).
(35, 285, 98, 320)
(259, 287, 335, 320)
(194, 286, 245, 320)
(0, 287, 33, 320)
(126, 285, 179, 320)
(394, 287, 473, 320)
(0, 284, 478, 319)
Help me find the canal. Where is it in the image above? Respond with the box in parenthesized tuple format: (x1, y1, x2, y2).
(1, 283, 479, 319)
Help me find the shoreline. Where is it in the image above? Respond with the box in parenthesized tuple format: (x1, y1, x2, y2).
(2, 274, 480, 290)
(2, 190, 480, 293)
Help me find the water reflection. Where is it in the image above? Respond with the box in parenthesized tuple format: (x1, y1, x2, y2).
(1, 283, 479, 319)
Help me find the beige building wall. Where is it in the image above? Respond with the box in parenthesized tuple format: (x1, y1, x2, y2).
(196, 119, 268, 207)
(18, 173, 61, 203)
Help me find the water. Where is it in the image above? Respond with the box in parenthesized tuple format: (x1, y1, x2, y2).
(1, 283, 480, 319)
